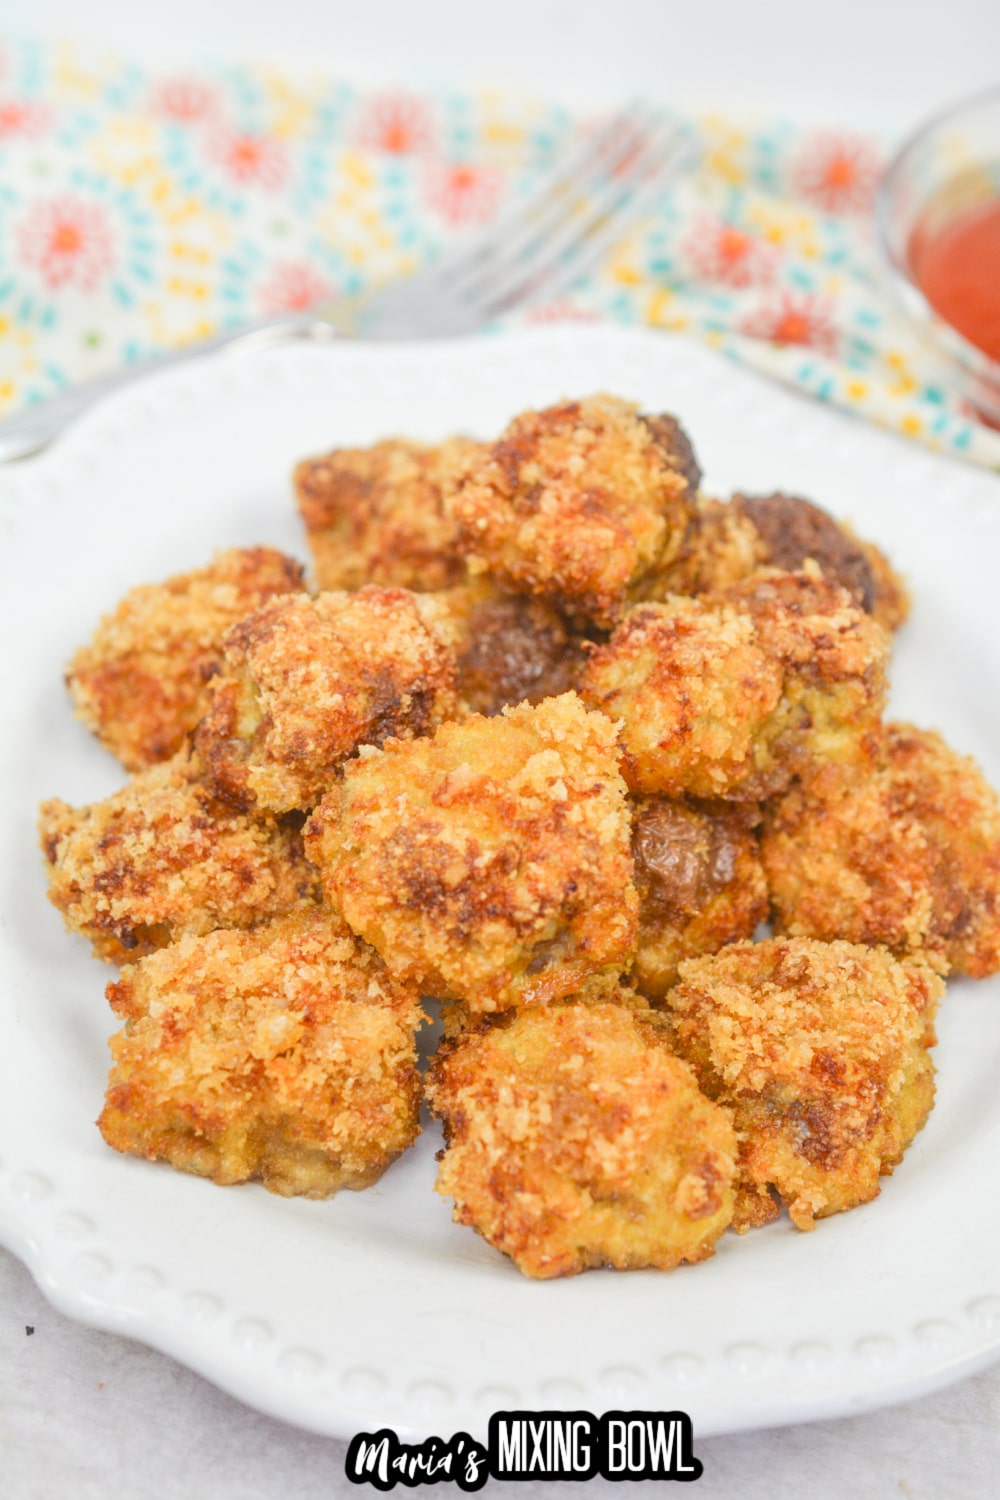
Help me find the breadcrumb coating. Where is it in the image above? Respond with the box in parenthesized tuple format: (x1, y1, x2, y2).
(647, 496, 767, 599)
(579, 567, 887, 799)
(427, 999, 737, 1278)
(762, 723, 1000, 977)
(632, 797, 768, 1000)
(734, 493, 909, 633)
(195, 586, 461, 814)
(446, 395, 698, 628)
(66, 547, 307, 772)
(665, 937, 941, 1231)
(305, 693, 638, 1013)
(294, 436, 478, 592)
(437, 969, 644, 1041)
(647, 493, 909, 634)
(38, 751, 316, 962)
(430, 577, 587, 716)
(99, 907, 425, 1196)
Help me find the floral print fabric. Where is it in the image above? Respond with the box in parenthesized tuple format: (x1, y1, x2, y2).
(1, 39, 998, 467)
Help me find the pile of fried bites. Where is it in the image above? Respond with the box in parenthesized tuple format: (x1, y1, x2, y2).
(39, 394, 1000, 1279)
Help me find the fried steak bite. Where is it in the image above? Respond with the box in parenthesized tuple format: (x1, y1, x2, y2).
(195, 586, 460, 814)
(649, 493, 909, 634)
(762, 723, 1000, 977)
(649, 495, 765, 599)
(665, 937, 941, 1231)
(294, 436, 478, 593)
(39, 751, 316, 963)
(447, 395, 698, 628)
(305, 693, 638, 1013)
(99, 907, 425, 1196)
(733, 493, 909, 633)
(427, 999, 737, 1278)
(579, 567, 887, 800)
(66, 547, 307, 772)
(632, 797, 768, 1000)
(430, 577, 587, 716)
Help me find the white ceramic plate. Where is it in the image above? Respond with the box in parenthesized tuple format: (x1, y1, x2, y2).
(2, 325, 999, 1443)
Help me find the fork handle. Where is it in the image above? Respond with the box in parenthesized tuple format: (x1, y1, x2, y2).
(0, 314, 339, 464)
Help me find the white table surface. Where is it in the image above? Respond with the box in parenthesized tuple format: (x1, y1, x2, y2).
(5, 4, 1000, 1494)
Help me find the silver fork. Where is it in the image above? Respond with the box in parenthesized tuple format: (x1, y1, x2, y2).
(0, 105, 691, 462)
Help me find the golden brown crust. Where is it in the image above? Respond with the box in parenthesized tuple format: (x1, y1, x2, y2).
(736, 493, 880, 614)
(426, 999, 736, 1278)
(665, 937, 941, 1231)
(446, 395, 697, 628)
(99, 907, 425, 1196)
(645, 492, 909, 635)
(438, 970, 647, 1040)
(304, 693, 638, 1013)
(38, 751, 317, 962)
(66, 548, 307, 772)
(430, 577, 588, 716)
(579, 568, 887, 799)
(194, 587, 461, 814)
(646, 495, 767, 599)
(294, 437, 478, 592)
(762, 723, 1000, 977)
(631, 797, 769, 1000)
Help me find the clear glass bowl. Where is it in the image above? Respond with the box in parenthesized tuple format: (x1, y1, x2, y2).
(876, 86, 1000, 426)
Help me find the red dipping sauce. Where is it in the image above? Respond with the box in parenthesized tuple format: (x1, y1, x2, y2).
(909, 199, 1000, 362)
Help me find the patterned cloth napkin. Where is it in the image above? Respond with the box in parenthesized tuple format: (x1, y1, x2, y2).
(2, 39, 999, 467)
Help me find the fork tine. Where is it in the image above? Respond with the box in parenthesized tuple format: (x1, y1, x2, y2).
(448, 106, 666, 304)
(510, 128, 695, 308)
(477, 118, 690, 316)
(424, 102, 657, 297)
(499, 150, 688, 313)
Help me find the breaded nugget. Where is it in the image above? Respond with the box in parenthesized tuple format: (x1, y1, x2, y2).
(66, 547, 307, 772)
(427, 999, 736, 1278)
(579, 568, 887, 799)
(437, 969, 644, 1041)
(430, 577, 587, 716)
(665, 937, 941, 1231)
(99, 907, 424, 1196)
(195, 586, 460, 814)
(762, 723, 1000, 977)
(294, 436, 478, 592)
(447, 395, 698, 628)
(38, 751, 316, 963)
(632, 797, 768, 999)
(649, 493, 909, 633)
(648, 495, 766, 598)
(735, 493, 909, 633)
(305, 693, 638, 1013)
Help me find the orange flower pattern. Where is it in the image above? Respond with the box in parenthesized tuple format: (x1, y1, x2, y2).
(423, 162, 505, 225)
(15, 197, 114, 292)
(207, 129, 289, 190)
(258, 262, 335, 315)
(681, 215, 777, 288)
(791, 133, 880, 214)
(740, 292, 838, 356)
(356, 94, 434, 155)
